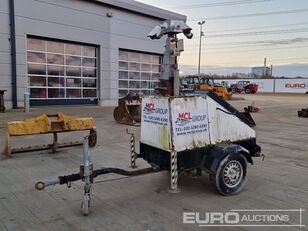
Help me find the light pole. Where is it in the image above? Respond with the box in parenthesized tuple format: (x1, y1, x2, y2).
(197, 21, 205, 78)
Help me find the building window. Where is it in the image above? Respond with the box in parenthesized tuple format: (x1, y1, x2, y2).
(118, 50, 161, 98)
(27, 37, 98, 99)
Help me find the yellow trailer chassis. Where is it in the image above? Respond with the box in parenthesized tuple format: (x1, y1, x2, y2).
(3, 113, 97, 157)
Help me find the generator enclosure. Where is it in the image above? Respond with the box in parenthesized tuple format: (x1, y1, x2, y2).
(141, 95, 256, 152)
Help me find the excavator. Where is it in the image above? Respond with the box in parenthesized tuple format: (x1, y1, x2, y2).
(180, 75, 233, 100)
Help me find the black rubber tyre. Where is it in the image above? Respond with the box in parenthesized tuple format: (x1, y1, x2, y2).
(245, 87, 251, 94)
(231, 88, 236, 94)
(212, 153, 247, 196)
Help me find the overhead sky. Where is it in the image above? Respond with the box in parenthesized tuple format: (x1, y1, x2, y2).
(137, 0, 308, 77)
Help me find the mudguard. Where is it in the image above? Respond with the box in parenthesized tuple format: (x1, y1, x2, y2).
(203, 144, 253, 174)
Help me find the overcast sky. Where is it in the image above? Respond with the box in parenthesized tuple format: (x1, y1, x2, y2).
(137, 0, 308, 77)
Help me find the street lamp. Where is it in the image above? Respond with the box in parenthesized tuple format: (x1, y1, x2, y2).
(197, 21, 205, 78)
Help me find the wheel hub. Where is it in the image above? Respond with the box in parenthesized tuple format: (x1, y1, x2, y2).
(223, 160, 243, 187)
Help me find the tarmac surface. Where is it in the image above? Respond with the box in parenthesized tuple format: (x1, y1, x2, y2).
(0, 93, 307, 231)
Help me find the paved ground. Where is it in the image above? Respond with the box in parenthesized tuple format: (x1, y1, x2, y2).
(0, 94, 307, 231)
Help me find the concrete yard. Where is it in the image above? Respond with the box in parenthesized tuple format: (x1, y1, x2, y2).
(0, 94, 307, 231)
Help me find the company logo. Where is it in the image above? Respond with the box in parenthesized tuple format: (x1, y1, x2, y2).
(143, 103, 155, 114)
(183, 209, 305, 228)
(143, 103, 168, 115)
(175, 113, 207, 126)
(175, 112, 192, 126)
(285, 83, 308, 89)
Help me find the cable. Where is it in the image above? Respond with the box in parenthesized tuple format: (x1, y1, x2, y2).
(205, 42, 308, 50)
(189, 8, 308, 21)
(172, 0, 273, 9)
(205, 22, 308, 34)
(183, 44, 308, 54)
(269, 57, 308, 62)
(184, 38, 308, 50)
(202, 57, 308, 66)
(185, 37, 308, 48)
(206, 45, 308, 53)
(204, 28, 308, 38)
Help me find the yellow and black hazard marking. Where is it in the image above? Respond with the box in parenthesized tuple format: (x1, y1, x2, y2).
(170, 150, 178, 191)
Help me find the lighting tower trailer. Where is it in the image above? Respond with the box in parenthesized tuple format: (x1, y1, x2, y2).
(35, 91, 262, 215)
(35, 20, 262, 215)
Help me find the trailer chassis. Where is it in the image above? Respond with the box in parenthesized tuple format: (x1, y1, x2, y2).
(35, 131, 262, 215)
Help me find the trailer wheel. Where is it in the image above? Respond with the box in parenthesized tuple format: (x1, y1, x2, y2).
(81, 195, 90, 216)
(212, 153, 247, 196)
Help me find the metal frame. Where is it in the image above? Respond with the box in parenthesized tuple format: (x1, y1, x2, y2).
(3, 113, 97, 157)
(35, 138, 160, 215)
(35, 132, 261, 215)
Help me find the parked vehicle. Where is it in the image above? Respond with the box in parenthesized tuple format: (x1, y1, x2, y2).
(180, 76, 232, 100)
(230, 81, 258, 94)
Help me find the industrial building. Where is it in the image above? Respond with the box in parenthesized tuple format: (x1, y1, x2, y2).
(251, 66, 271, 78)
(0, 0, 185, 108)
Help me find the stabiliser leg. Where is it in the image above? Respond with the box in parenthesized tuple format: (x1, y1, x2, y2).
(168, 149, 181, 193)
(81, 137, 93, 216)
(126, 129, 137, 168)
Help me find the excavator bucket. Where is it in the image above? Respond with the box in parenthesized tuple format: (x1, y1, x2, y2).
(113, 93, 141, 126)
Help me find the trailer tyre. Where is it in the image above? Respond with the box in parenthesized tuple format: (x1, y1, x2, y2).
(212, 153, 247, 196)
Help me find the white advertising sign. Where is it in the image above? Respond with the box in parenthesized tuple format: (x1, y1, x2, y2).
(170, 97, 210, 151)
(140, 96, 256, 153)
(251, 79, 274, 92)
(274, 79, 308, 93)
(216, 79, 274, 92)
(216, 78, 308, 93)
(140, 97, 171, 151)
